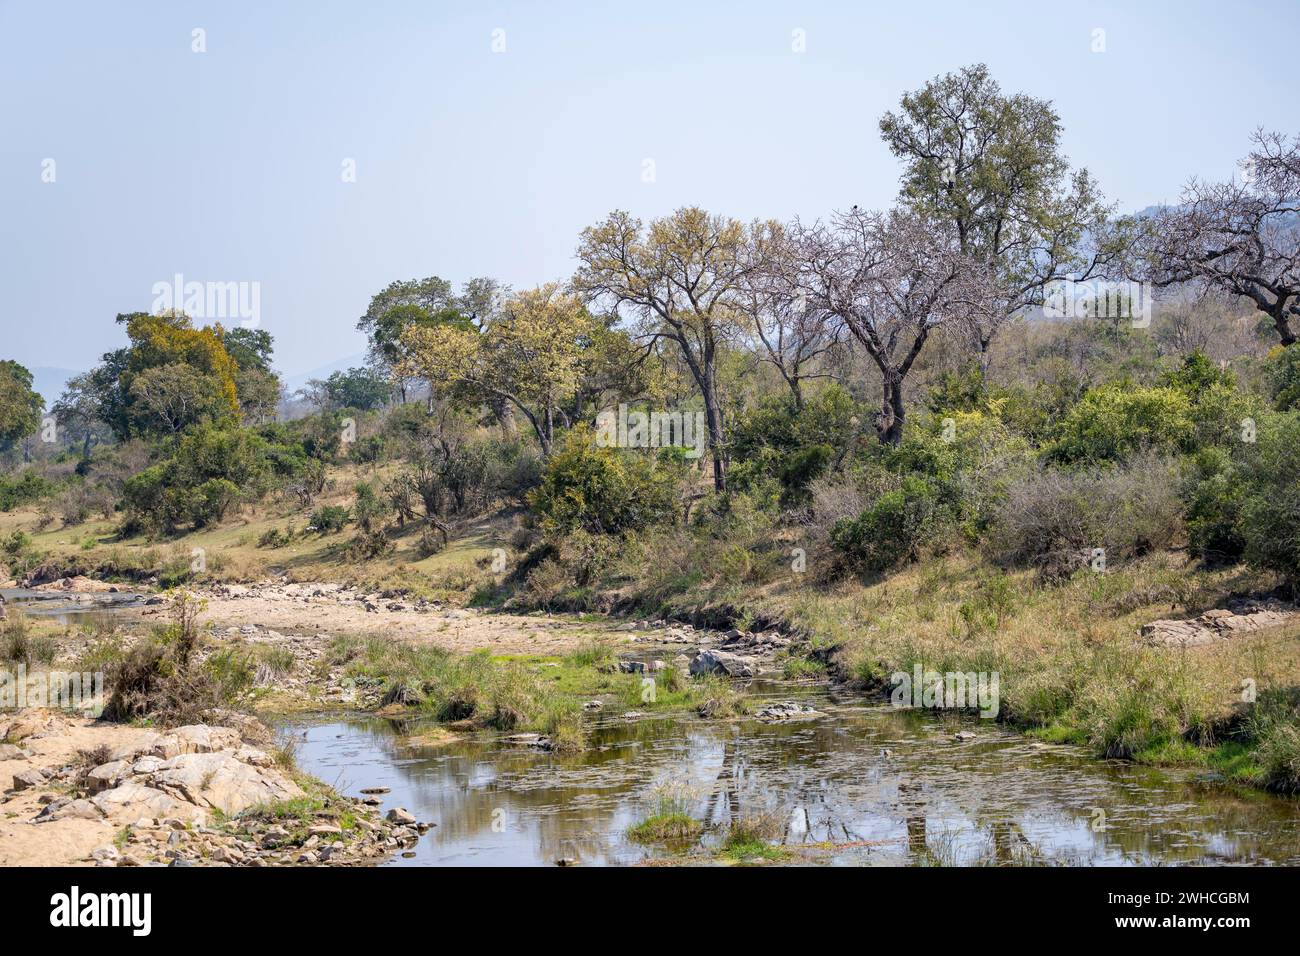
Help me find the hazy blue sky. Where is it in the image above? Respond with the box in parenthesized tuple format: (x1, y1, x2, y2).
(3, 0, 1298, 383)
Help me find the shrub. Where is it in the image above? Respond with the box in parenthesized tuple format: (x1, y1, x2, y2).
(1269, 344, 1300, 412)
(1047, 384, 1195, 464)
(830, 475, 949, 576)
(984, 456, 1184, 579)
(1182, 448, 1246, 564)
(528, 426, 681, 536)
(0, 471, 56, 512)
(1237, 412, 1300, 588)
(310, 505, 350, 534)
(121, 423, 274, 532)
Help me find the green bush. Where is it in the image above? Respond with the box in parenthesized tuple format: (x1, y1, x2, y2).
(1269, 344, 1300, 412)
(0, 471, 56, 512)
(527, 426, 681, 536)
(831, 475, 949, 576)
(728, 386, 859, 505)
(1182, 448, 1246, 564)
(310, 505, 350, 534)
(121, 423, 273, 532)
(1047, 384, 1195, 464)
(1237, 412, 1300, 588)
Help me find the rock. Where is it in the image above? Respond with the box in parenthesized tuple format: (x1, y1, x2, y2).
(954, 730, 978, 741)
(582, 700, 603, 712)
(688, 649, 757, 678)
(1141, 599, 1299, 647)
(9, 769, 46, 792)
(86, 760, 131, 793)
(753, 701, 823, 723)
(308, 824, 342, 836)
(91, 783, 201, 824)
(0, 744, 30, 760)
(148, 751, 304, 815)
(151, 725, 242, 758)
(618, 660, 646, 674)
(502, 733, 552, 749)
(36, 798, 103, 822)
(211, 846, 244, 864)
(385, 807, 417, 826)
(90, 846, 120, 863)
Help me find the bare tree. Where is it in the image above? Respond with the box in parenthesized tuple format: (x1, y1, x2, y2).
(795, 208, 989, 445)
(738, 222, 846, 409)
(1138, 130, 1300, 346)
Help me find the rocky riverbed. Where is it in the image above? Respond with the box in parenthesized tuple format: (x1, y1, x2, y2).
(0, 711, 429, 867)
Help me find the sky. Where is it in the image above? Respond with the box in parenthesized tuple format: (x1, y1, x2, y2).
(2, 0, 1298, 387)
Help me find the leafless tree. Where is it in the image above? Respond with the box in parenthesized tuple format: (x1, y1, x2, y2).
(794, 208, 991, 445)
(737, 222, 846, 409)
(1137, 130, 1300, 346)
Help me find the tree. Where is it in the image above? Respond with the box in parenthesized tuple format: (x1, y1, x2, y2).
(574, 207, 767, 490)
(51, 372, 109, 459)
(879, 64, 1119, 368)
(357, 276, 507, 399)
(319, 367, 392, 411)
(737, 221, 845, 409)
(0, 360, 43, 450)
(223, 328, 281, 424)
(128, 363, 234, 435)
(86, 312, 241, 439)
(1137, 130, 1300, 346)
(794, 208, 986, 445)
(400, 284, 595, 456)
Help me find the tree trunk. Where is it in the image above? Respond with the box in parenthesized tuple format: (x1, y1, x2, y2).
(1273, 307, 1297, 347)
(876, 370, 906, 446)
(703, 383, 727, 492)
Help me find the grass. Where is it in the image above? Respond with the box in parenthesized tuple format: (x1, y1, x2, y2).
(337, 637, 587, 750)
(719, 814, 787, 863)
(627, 813, 703, 844)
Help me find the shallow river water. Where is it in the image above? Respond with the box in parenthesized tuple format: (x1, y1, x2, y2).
(285, 682, 1300, 867)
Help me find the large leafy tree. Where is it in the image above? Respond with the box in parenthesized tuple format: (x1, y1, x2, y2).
(879, 64, 1118, 368)
(574, 207, 768, 490)
(357, 276, 506, 400)
(400, 284, 596, 455)
(0, 360, 43, 450)
(223, 327, 281, 424)
(86, 312, 241, 440)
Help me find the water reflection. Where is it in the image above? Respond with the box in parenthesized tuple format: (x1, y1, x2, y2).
(1, 587, 148, 625)
(288, 686, 1300, 867)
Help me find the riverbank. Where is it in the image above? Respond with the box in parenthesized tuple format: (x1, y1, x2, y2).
(0, 712, 423, 866)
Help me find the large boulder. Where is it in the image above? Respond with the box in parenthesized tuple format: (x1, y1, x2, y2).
(151, 725, 242, 759)
(148, 752, 303, 815)
(86, 760, 132, 793)
(688, 649, 757, 679)
(90, 781, 203, 824)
